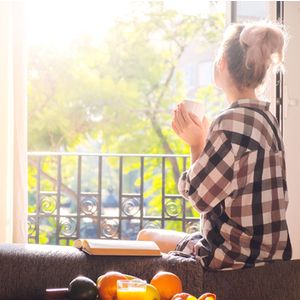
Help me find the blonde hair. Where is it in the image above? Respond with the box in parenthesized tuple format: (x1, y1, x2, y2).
(219, 21, 288, 90)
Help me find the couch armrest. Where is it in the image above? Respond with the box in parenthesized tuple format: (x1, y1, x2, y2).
(0, 243, 204, 300)
(203, 259, 300, 299)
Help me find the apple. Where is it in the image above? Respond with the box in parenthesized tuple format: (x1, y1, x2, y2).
(145, 283, 161, 300)
(68, 276, 98, 300)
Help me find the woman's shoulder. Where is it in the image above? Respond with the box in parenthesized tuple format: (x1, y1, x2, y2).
(209, 106, 282, 153)
(210, 107, 246, 133)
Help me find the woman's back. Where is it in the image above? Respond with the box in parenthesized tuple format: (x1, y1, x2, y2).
(187, 98, 292, 270)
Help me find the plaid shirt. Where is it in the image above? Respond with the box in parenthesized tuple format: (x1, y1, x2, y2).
(177, 99, 292, 270)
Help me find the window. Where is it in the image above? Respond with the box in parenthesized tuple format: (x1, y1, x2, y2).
(232, 1, 270, 22)
(27, 1, 279, 245)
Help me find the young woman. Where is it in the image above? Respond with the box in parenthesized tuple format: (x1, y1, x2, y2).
(137, 21, 292, 270)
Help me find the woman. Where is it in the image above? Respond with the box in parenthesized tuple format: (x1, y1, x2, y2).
(137, 21, 292, 270)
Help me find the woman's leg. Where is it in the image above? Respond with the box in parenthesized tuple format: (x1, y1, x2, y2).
(137, 229, 187, 254)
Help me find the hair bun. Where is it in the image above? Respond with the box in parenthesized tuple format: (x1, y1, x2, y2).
(239, 22, 286, 74)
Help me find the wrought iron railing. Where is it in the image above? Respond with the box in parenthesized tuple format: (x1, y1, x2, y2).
(27, 152, 200, 245)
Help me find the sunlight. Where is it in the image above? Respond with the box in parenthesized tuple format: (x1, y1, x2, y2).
(27, 0, 131, 46)
(27, 0, 224, 47)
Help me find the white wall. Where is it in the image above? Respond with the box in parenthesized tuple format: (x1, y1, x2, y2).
(284, 1, 300, 259)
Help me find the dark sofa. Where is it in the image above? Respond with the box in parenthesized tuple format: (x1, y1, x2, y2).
(0, 243, 299, 300)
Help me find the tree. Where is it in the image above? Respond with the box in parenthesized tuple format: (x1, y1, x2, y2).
(28, 3, 225, 241)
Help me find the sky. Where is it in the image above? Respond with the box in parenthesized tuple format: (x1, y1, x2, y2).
(27, 0, 225, 46)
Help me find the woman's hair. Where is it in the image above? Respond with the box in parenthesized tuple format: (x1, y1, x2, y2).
(219, 21, 288, 90)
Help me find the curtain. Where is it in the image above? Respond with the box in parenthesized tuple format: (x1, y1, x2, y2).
(0, 1, 28, 243)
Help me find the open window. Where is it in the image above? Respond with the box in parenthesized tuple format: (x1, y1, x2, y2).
(27, 1, 287, 245)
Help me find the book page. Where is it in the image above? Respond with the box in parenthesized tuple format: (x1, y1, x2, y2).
(74, 239, 161, 256)
(87, 239, 160, 250)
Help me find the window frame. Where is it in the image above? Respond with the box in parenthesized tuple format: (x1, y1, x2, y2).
(230, 1, 285, 133)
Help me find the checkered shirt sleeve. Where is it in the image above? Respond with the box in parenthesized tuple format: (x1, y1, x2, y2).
(178, 129, 235, 213)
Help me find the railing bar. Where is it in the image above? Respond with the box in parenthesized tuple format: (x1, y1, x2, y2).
(27, 214, 199, 221)
(118, 156, 123, 239)
(28, 152, 189, 158)
(38, 191, 57, 195)
(77, 192, 101, 196)
(141, 216, 199, 220)
(36, 156, 41, 244)
(35, 191, 143, 198)
(161, 157, 166, 229)
(28, 153, 198, 244)
(76, 156, 82, 239)
(122, 193, 141, 198)
(56, 155, 62, 244)
(41, 192, 158, 198)
(140, 156, 144, 230)
(164, 194, 182, 198)
(97, 156, 102, 238)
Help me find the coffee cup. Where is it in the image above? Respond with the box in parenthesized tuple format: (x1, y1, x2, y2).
(182, 100, 205, 120)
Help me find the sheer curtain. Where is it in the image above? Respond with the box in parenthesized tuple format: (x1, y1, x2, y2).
(0, 1, 28, 243)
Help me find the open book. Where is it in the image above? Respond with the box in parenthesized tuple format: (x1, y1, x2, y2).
(73, 239, 162, 256)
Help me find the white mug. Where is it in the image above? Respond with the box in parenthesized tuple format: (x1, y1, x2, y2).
(182, 100, 205, 120)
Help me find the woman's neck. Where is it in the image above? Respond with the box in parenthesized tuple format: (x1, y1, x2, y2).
(225, 87, 258, 104)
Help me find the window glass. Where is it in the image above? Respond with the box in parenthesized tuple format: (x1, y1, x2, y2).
(234, 1, 270, 22)
(27, 0, 227, 244)
(27, 1, 226, 153)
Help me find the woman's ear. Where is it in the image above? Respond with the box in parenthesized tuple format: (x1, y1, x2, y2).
(218, 55, 226, 71)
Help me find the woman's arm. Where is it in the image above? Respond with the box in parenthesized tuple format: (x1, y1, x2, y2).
(178, 130, 235, 213)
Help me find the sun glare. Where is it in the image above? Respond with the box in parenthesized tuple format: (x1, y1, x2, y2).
(27, 0, 224, 47)
(27, 0, 131, 46)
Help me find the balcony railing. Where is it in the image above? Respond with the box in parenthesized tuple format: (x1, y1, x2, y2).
(28, 152, 200, 245)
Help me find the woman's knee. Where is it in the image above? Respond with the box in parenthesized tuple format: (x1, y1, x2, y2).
(137, 228, 185, 241)
(136, 229, 148, 241)
(136, 228, 159, 241)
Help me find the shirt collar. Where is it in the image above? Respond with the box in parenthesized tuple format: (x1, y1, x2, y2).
(229, 98, 270, 111)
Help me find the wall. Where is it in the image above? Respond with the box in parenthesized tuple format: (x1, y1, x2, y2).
(0, 2, 28, 243)
(284, 1, 300, 259)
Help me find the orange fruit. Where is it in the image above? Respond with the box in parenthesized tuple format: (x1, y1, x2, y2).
(97, 271, 127, 300)
(150, 271, 183, 300)
(198, 292, 216, 300)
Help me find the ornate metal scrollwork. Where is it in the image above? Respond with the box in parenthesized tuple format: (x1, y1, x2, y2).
(121, 197, 140, 216)
(80, 196, 97, 215)
(41, 196, 56, 214)
(59, 217, 77, 237)
(27, 216, 36, 236)
(165, 199, 182, 217)
(101, 219, 119, 238)
(143, 220, 161, 229)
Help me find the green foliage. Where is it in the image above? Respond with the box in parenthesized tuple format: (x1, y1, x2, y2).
(28, 6, 225, 153)
(28, 3, 225, 242)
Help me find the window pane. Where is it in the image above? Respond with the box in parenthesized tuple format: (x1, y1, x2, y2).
(27, 1, 227, 243)
(234, 1, 270, 22)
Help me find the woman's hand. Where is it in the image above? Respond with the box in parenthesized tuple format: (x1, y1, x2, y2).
(172, 103, 209, 161)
